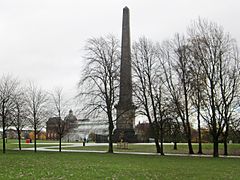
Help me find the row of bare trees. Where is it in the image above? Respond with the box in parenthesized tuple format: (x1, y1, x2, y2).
(0, 75, 70, 153)
(79, 18, 240, 157)
(133, 19, 240, 157)
(187, 20, 240, 157)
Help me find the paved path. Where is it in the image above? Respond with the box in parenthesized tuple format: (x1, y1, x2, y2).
(15, 143, 240, 159)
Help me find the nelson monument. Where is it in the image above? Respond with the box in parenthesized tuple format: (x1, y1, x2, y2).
(113, 7, 137, 143)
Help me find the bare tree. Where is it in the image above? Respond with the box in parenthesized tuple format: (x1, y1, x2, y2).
(188, 46, 207, 154)
(11, 88, 28, 150)
(78, 35, 120, 153)
(50, 87, 69, 152)
(218, 45, 240, 156)
(188, 18, 240, 157)
(25, 82, 49, 152)
(155, 80, 170, 155)
(132, 37, 170, 155)
(0, 75, 19, 153)
(160, 36, 194, 154)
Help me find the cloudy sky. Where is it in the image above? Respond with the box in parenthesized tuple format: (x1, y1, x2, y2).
(0, 0, 240, 101)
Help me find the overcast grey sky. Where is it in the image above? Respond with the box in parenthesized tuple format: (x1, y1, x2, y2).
(0, 0, 240, 100)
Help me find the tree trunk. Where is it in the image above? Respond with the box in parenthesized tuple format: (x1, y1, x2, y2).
(183, 122, 194, 154)
(223, 139, 227, 156)
(182, 59, 194, 155)
(59, 134, 62, 152)
(108, 121, 114, 153)
(213, 136, 219, 157)
(2, 104, 6, 154)
(187, 137, 194, 154)
(160, 138, 164, 155)
(184, 84, 194, 154)
(210, 79, 218, 158)
(198, 138, 203, 154)
(17, 128, 21, 151)
(186, 123, 194, 154)
(160, 124, 164, 155)
(2, 127, 6, 154)
(197, 104, 202, 154)
(223, 124, 229, 156)
(150, 122, 161, 153)
(154, 138, 161, 153)
(173, 142, 177, 150)
(34, 126, 37, 153)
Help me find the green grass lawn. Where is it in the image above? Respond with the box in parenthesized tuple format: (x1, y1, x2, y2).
(59, 143, 240, 156)
(1, 139, 240, 156)
(0, 139, 71, 150)
(0, 150, 240, 179)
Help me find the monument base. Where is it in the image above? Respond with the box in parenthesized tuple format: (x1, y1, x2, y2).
(113, 128, 137, 143)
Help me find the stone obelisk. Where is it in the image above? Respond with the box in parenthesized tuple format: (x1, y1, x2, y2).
(114, 7, 136, 142)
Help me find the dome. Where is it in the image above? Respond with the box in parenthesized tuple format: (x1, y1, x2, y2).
(64, 110, 77, 123)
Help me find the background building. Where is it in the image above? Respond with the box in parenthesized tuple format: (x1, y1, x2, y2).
(46, 110, 108, 142)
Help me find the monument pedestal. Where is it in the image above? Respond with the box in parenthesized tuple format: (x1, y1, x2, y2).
(113, 128, 137, 143)
(114, 104, 137, 143)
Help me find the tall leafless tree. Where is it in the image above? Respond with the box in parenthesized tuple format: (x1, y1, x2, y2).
(11, 88, 28, 151)
(218, 45, 240, 156)
(78, 35, 120, 153)
(132, 37, 170, 155)
(188, 18, 240, 157)
(187, 46, 207, 154)
(50, 87, 69, 152)
(25, 82, 49, 152)
(0, 75, 19, 153)
(160, 36, 194, 154)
